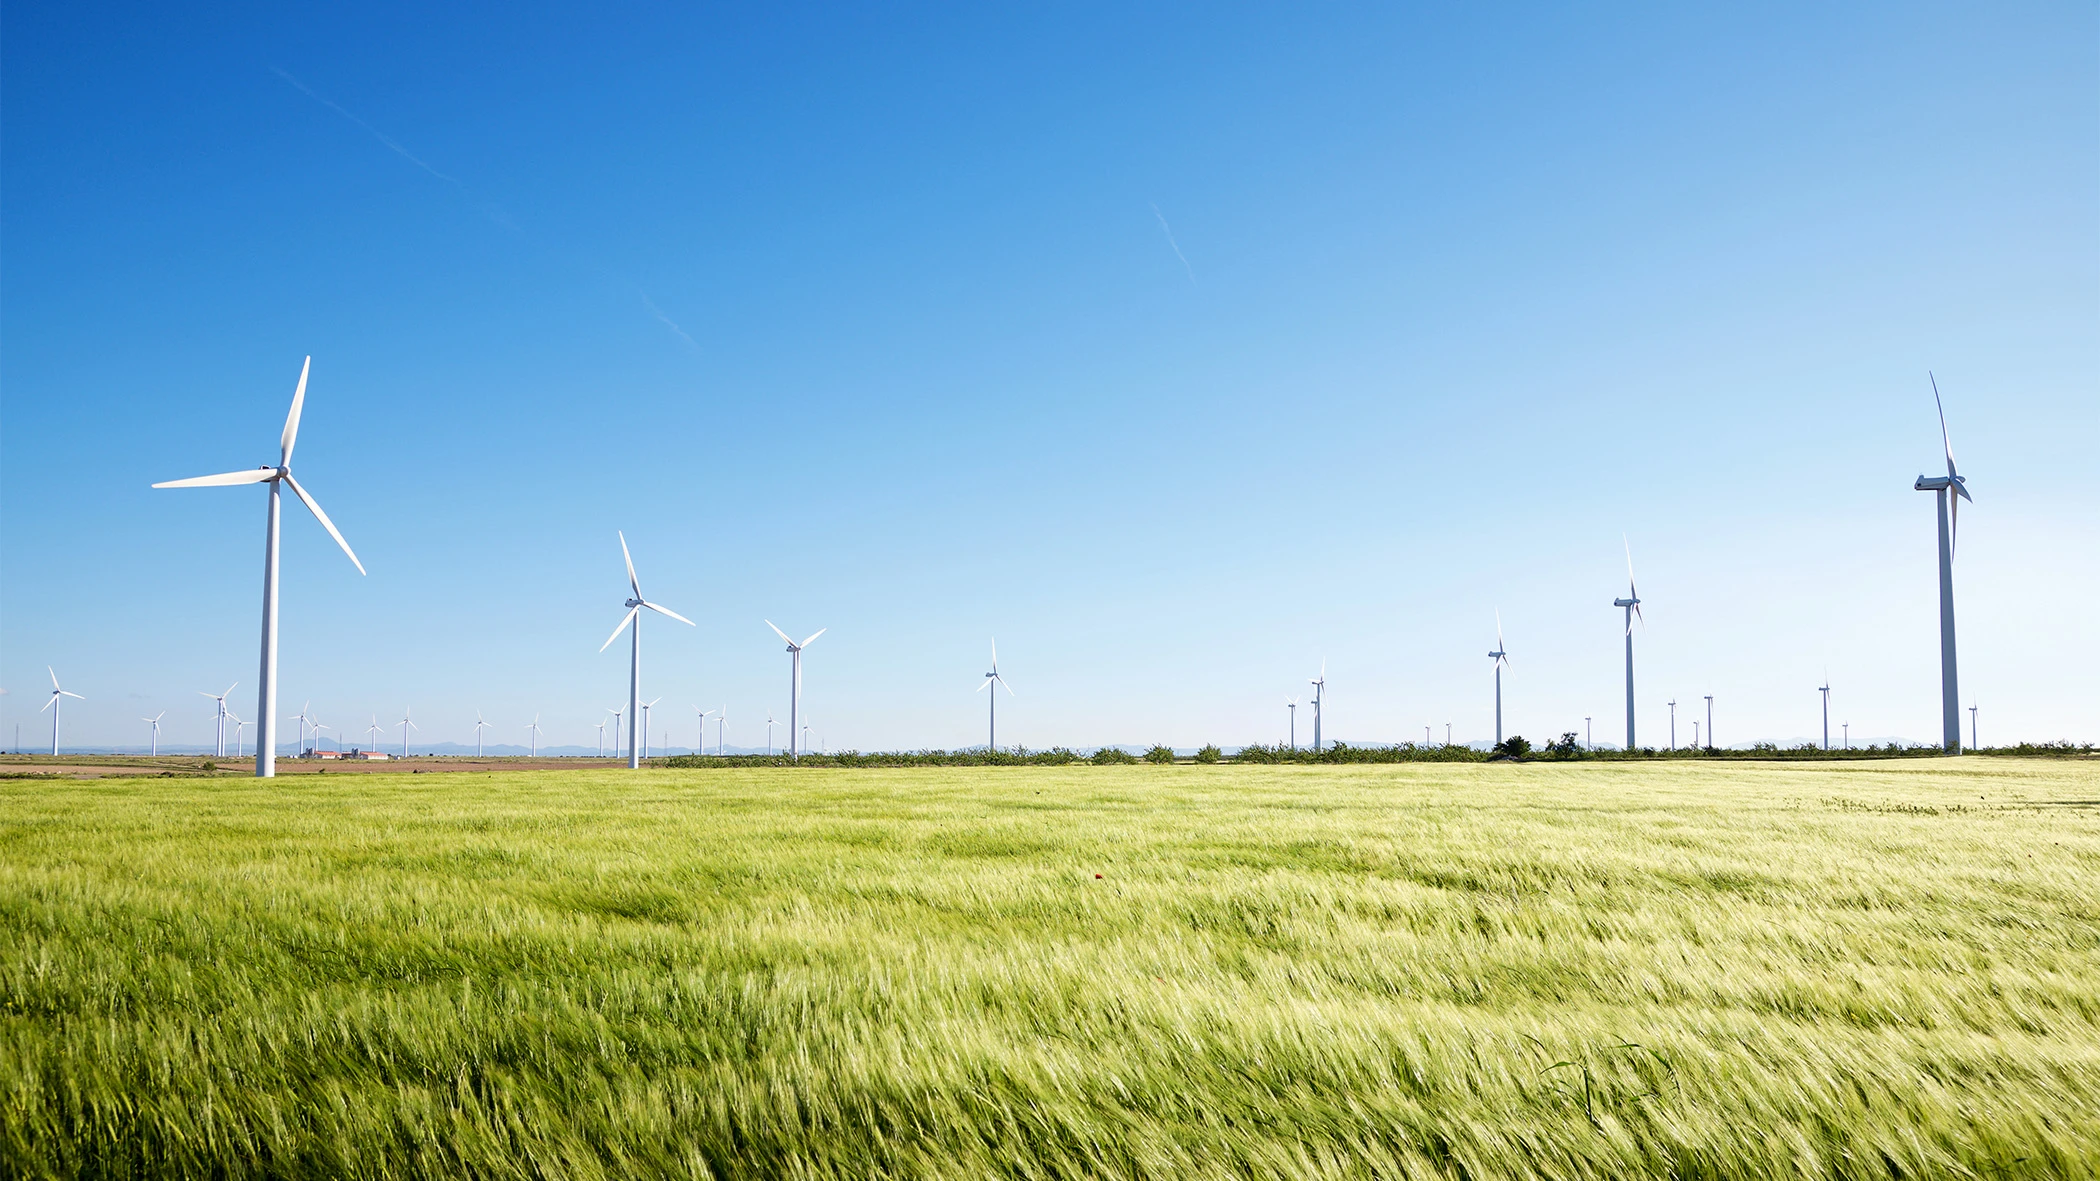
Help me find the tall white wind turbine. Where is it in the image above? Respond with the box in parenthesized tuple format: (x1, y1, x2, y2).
(143, 711, 165, 757)
(473, 711, 494, 758)
(229, 712, 246, 758)
(695, 707, 718, 755)
(1308, 661, 1326, 753)
(599, 533, 694, 769)
(1915, 377, 1975, 752)
(399, 707, 418, 758)
(1819, 677, 1832, 751)
(607, 706, 625, 756)
(365, 716, 384, 751)
(977, 638, 1014, 752)
(1613, 538, 1644, 750)
(526, 714, 543, 758)
(594, 720, 608, 758)
(153, 358, 364, 777)
(765, 622, 825, 759)
(200, 683, 237, 758)
(766, 712, 778, 756)
(42, 668, 83, 756)
(1285, 697, 1298, 751)
(1488, 612, 1510, 745)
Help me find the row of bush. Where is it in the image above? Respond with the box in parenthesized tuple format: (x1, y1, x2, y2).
(655, 736, 2093, 769)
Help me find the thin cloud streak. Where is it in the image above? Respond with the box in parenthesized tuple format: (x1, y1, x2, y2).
(269, 66, 460, 186)
(1150, 202, 1196, 286)
(640, 291, 701, 352)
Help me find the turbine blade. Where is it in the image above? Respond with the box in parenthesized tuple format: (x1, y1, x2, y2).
(153, 468, 276, 489)
(280, 356, 311, 467)
(225, 683, 237, 697)
(282, 474, 366, 574)
(49, 667, 60, 689)
(977, 678, 991, 692)
(619, 531, 640, 598)
(642, 600, 695, 626)
(599, 605, 640, 652)
(799, 628, 826, 648)
(999, 677, 1014, 697)
(1932, 373, 1957, 481)
(61, 691, 84, 700)
(40, 696, 56, 712)
(765, 619, 794, 645)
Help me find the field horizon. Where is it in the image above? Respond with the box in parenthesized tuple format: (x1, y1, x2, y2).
(5, 759, 2097, 1178)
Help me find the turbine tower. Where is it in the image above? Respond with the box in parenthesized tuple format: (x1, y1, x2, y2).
(229, 713, 246, 758)
(365, 716, 384, 751)
(399, 707, 417, 757)
(716, 705, 726, 756)
(1819, 678, 1832, 751)
(526, 714, 543, 758)
(474, 712, 492, 758)
(1914, 377, 1974, 753)
(1285, 697, 1298, 751)
(143, 711, 165, 757)
(1704, 695, 1714, 751)
(607, 706, 625, 756)
(594, 720, 608, 758)
(696, 706, 718, 755)
(977, 638, 1014, 752)
(1488, 612, 1510, 745)
(766, 712, 778, 756)
(152, 356, 365, 777)
(1308, 661, 1326, 752)
(1613, 538, 1643, 751)
(199, 684, 237, 757)
(1667, 699, 1677, 751)
(766, 621, 826, 759)
(599, 532, 694, 769)
(42, 668, 83, 756)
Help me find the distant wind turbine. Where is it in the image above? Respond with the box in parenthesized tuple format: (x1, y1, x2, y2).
(152, 356, 365, 777)
(1704, 695, 1714, 751)
(1488, 612, 1509, 745)
(42, 668, 83, 756)
(1667, 699, 1677, 751)
(1969, 704, 1978, 752)
(230, 712, 247, 758)
(977, 638, 1014, 751)
(599, 532, 693, 769)
(1613, 538, 1644, 750)
(365, 716, 384, 751)
(143, 711, 165, 756)
(766, 712, 778, 756)
(1285, 697, 1298, 751)
(200, 683, 237, 757)
(292, 702, 313, 756)
(717, 705, 726, 755)
(641, 697, 661, 759)
(1915, 376, 1975, 752)
(695, 706, 717, 755)
(766, 621, 826, 759)
(607, 705, 625, 756)
(594, 719, 608, 758)
(399, 707, 417, 758)
(526, 714, 543, 758)
(473, 711, 493, 758)
(1308, 661, 1326, 752)
(1819, 677, 1832, 751)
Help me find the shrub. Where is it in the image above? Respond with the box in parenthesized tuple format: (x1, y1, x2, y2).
(1544, 733, 1580, 759)
(1194, 744, 1222, 764)
(1492, 735, 1532, 759)
(1091, 746, 1136, 765)
(1143, 745, 1177, 765)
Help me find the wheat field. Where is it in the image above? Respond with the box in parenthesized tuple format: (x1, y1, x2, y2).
(3, 758, 2096, 1178)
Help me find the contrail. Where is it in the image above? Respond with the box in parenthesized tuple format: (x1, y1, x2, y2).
(1150, 202, 1196, 286)
(640, 291, 701, 352)
(270, 67, 459, 186)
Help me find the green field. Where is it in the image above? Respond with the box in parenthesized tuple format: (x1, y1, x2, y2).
(4, 760, 2096, 1179)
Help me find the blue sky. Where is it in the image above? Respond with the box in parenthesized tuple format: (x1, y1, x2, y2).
(4, 3, 2095, 753)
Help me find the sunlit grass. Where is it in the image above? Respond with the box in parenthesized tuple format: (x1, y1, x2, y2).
(3, 759, 2096, 1178)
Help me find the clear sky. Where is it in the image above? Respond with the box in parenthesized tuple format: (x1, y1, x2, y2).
(3, 3, 2095, 754)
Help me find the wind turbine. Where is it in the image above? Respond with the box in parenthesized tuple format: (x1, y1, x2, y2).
(766, 712, 777, 756)
(1969, 704, 1978, 752)
(695, 706, 717, 755)
(399, 707, 417, 758)
(1613, 538, 1643, 751)
(230, 712, 246, 758)
(1488, 612, 1509, 745)
(977, 638, 1014, 752)
(1308, 661, 1326, 752)
(199, 683, 237, 758)
(607, 705, 625, 756)
(1285, 697, 1298, 751)
(1667, 699, 1677, 751)
(473, 712, 493, 758)
(599, 532, 694, 769)
(526, 714, 543, 758)
(365, 716, 384, 752)
(594, 720, 608, 758)
(42, 668, 83, 756)
(1842, 721, 1849, 749)
(1915, 376, 1974, 753)
(152, 356, 365, 777)
(1819, 677, 1832, 751)
(1704, 695, 1714, 751)
(640, 697, 661, 759)
(292, 702, 313, 757)
(143, 711, 165, 756)
(716, 704, 726, 755)
(765, 621, 826, 759)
